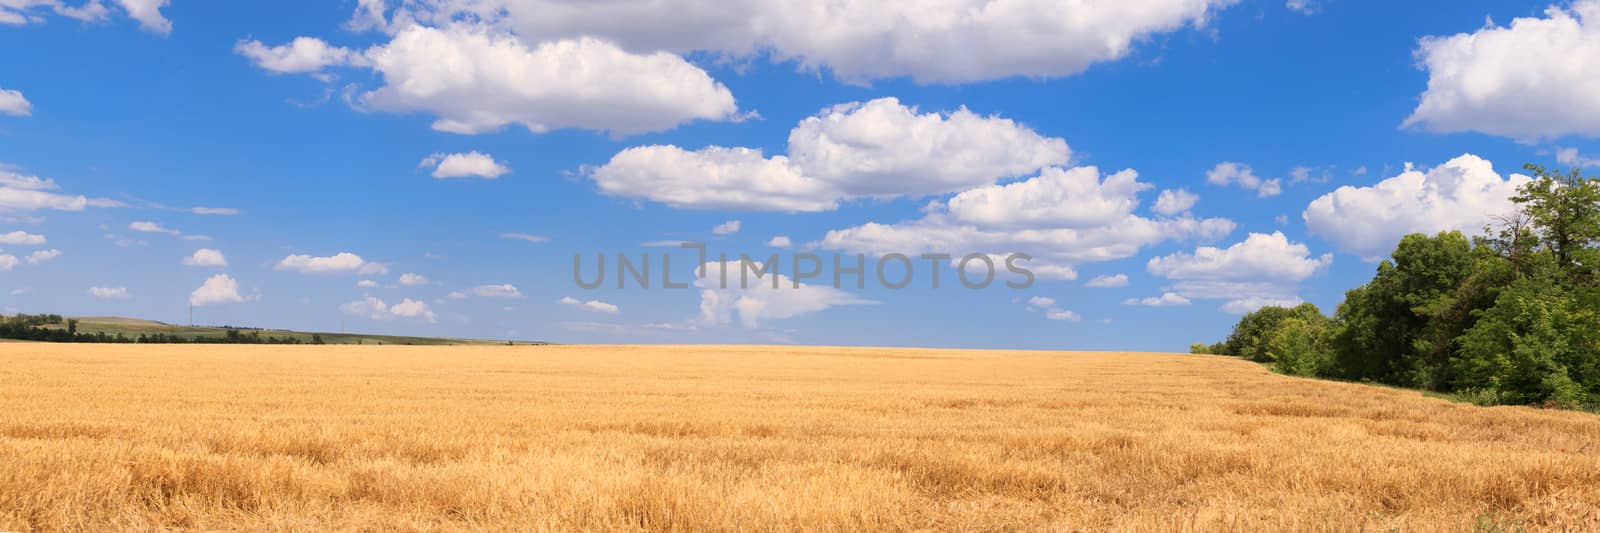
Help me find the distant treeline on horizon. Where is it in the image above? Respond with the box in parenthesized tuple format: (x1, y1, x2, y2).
(0, 314, 327, 345)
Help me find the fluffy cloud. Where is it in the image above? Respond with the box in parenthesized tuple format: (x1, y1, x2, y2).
(0, 0, 168, 34)
(695, 262, 873, 328)
(190, 207, 239, 215)
(370, 0, 1239, 84)
(946, 167, 1145, 228)
(559, 296, 620, 314)
(1404, 1, 1600, 141)
(0, 230, 44, 245)
(398, 273, 428, 286)
(419, 151, 510, 179)
(235, 37, 363, 77)
(449, 284, 524, 299)
(340, 296, 438, 322)
(25, 248, 59, 264)
(357, 279, 380, 288)
(712, 220, 741, 235)
(113, 0, 169, 34)
(1153, 189, 1199, 216)
(0, 88, 31, 117)
(591, 146, 833, 212)
(89, 286, 129, 299)
(1123, 293, 1192, 307)
(1146, 232, 1330, 313)
(1085, 274, 1130, 288)
(275, 252, 385, 274)
(787, 99, 1072, 196)
(128, 221, 179, 235)
(190, 274, 247, 306)
(1149, 231, 1332, 282)
(0, 166, 107, 212)
(0, 254, 15, 271)
(589, 98, 1070, 211)
(500, 232, 549, 243)
(182, 248, 227, 267)
(819, 165, 1235, 270)
(766, 236, 792, 248)
(1022, 295, 1081, 321)
(359, 27, 739, 135)
(1303, 154, 1530, 260)
(1206, 162, 1280, 198)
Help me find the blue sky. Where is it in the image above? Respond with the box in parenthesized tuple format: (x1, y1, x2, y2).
(3, 0, 1599, 350)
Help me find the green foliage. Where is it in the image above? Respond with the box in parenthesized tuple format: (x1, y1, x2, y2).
(1224, 303, 1327, 362)
(1194, 163, 1600, 410)
(1515, 164, 1600, 282)
(1452, 281, 1600, 407)
(1263, 317, 1335, 377)
(1189, 342, 1226, 355)
(1331, 231, 1476, 387)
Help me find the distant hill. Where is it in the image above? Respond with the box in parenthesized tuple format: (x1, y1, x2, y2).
(36, 316, 538, 346)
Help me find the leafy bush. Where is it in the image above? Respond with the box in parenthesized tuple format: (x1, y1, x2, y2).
(1194, 164, 1600, 409)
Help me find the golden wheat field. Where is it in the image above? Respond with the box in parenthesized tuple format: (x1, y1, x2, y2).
(2, 343, 1599, 531)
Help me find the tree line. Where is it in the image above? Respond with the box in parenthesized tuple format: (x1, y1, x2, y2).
(1194, 163, 1600, 410)
(0, 314, 326, 345)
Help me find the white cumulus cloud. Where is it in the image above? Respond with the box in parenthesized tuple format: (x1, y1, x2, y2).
(559, 296, 620, 314)
(1152, 189, 1198, 216)
(0, 88, 31, 117)
(236, 37, 363, 77)
(1123, 293, 1193, 307)
(419, 151, 510, 179)
(182, 248, 227, 267)
(275, 252, 378, 274)
(190, 274, 247, 306)
(712, 220, 742, 235)
(0, 0, 168, 34)
(589, 97, 1070, 211)
(1303, 154, 1530, 260)
(1084, 274, 1130, 288)
(450, 284, 524, 299)
(819, 165, 1235, 272)
(360, 27, 740, 136)
(1206, 162, 1280, 198)
(1405, 1, 1600, 141)
(1146, 232, 1330, 313)
(25, 248, 59, 264)
(340, 296, 438, 322)
(128, 220, 179, 235)
(0, 230, 44, 245)
(366, 0, 1240, 84)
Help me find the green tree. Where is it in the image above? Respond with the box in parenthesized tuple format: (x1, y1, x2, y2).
(1224, 303, 1327, 362)
(1453, 280, 1600, 407)
(1514, 164, 1600, 282)
(1332, 231, 1475, 386)
(1264, 317, 1335, 377)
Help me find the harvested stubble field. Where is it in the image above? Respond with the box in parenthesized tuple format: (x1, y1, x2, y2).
(1, 344, 1598, 531)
